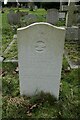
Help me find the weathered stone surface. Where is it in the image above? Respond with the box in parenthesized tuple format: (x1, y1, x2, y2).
(59, 12, 65, 20)
(46, 9, 59, 25)
(7, 10, 20, 25)
(17, 22, 65, 99)
(24, 14, 37, 24)
(66, 2, 77, 27)
(66, 26, 78, 41)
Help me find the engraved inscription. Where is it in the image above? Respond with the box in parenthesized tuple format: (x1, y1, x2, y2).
(35, 41, 46, 52)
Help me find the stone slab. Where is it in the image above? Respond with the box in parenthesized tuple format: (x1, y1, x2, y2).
(66, 26, 78, 41)
(46, 9, 59, 25)
(7, 10, 20, 25)
(59, 12, 65, 20)
(24, 14, 37, 24)
(17, 22, 65, 99)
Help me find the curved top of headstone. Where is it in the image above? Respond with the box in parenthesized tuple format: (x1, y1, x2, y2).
(17, 22, 65, 31)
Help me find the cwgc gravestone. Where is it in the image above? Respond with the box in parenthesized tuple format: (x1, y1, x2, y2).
(7, 10, 20, 25)
(46, 9, 59, 25)
(17, 22, 65, 99)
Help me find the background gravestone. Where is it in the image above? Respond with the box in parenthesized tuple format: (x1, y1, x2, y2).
(17, 22, 65, 99)
(34, 5, 38, 10)
(66, 26, 78, 41)
(59, 12, 65, 20)
(46, 9, 59, 25)
(62, 1, 79, 41)
(7, 10, 20, 25)
(24, 14, 37, 24)
(66, 1, 77, 27)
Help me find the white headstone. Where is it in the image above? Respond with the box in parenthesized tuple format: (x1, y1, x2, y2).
(46, 9, 59, 25)
(17, 22, 65, 99)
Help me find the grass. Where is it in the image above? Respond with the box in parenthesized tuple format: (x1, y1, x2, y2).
(0, 90, 2, 120)
(56, 20, 65, 26)
(2, 7, 80, 119)
(3, 40, 18, 60)
(20, 8, 47, 27)
(0, 63, 2, 120)
(2, 8, 47, 60)
(2, 59, 80, 119)
(65, 42, 79, 64)
(0, 69, 2, 120)
(2, 7, 66, 60)
(0, 12, 2, 26)
(0, 11, 2, 57)
(2, 10, 14, 53)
